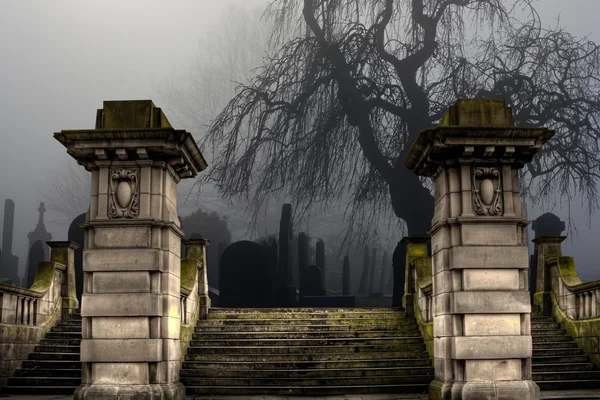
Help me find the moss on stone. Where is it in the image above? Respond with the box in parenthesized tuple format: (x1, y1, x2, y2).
(28, 262, 55, 295)
(180, 259, 198, 296)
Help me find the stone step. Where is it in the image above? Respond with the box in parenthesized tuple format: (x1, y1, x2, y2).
(13, 368, 82, 377)
(34, 345, 80, 353)
(532, 362, 596, 372)
(536, 380, 600, 390)
(1, 386, 78, 395)
(182, 358, 433, 370)
(186, 343, 426, 355)
(211, 307, 403, 313)
(531, 322, 560, 329)
(180, 366, 434, 378)
(51, 325, 81, 333)
(532, 348, 583, 356)
(532, 371, 600, 381)
(183, 384, 429, 396)
(532, 355, 591, 364)
(59, 319, 82, 325)
(192, 330, 422, 340)
(207, 311, 405, 320)
(189, 337, 424, 347)
(532, 342, 579, 349)
(198, 318, 414, 326)
(40, 338, 82, 346)
(186, 351, 429, 362)
(532, 334, 573, 343)
(21, 360, 82, 370)
(29, 352, 80, 361)
(195, 324, 416, 332)
(531, 316, 558, 322)
(180, 375, 434, 386)
(531, 328, 564, 334)
(46, 332, 82, 339)
(7, 376, 81, 386)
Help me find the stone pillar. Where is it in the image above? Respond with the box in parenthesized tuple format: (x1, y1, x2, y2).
(54, 100, 207, 400)
(532, 236, 566, 316)
(405, 99, 554, 400)
(401, 237, 429, 317)
(47, 241, 80, 317)
(182, 238, 211, 319)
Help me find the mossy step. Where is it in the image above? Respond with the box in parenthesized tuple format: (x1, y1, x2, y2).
(532, 348, 583, 356)
(207, 312, 405, 320)
(35, 345, 80, 353)
(211, 307, 402, 313)
(532, 334, 574, 343)
(533, 355, 590, 364)
(13, 368, 81, 377)
(198, 318, 413, 326)
(187, 343, 425, 355)
(1, 386, 78, 395)
(195, 324, 416, 332)
(182, 358, 433, 370)
(531, 328, 564, 334)
(536, 380, 600, 390)
(45, 332, 82, 339)
(183, 383, 428, 396)
(532, 342, 579, 349)
(531, 323, 560, 330)
(51, 325, 81, 332)
(192, 330, 421, 340)
(533, 371, 600, 381)
(180, 366, 434, 378)
(7, 376, 81, 386)
(180, 375, 434, 386)
(29, 352, 80, 361)
(40, 338, 82, 346)
(21, 360, 81, 370)
(533, 362, 596, 372)
(58, 319, 82, 325)
(185, 351, 429, 362)
(531, 316, 557, 321)
(190, 337, 423, 347)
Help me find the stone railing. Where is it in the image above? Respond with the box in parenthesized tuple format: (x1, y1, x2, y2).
(534, 236, 600, 367)
(179, 238, 211, 362)
(401, 237, 433, 358)
(0, 241, 78, 388)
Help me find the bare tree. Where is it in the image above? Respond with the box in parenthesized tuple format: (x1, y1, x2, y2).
(42, 161, 90, 224)
(199, 0, 600, 245)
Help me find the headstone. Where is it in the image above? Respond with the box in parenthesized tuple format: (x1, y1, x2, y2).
(378, 250, 389, 293)
(24, 202, 53, 287)
(368, 247, 377, 294)
(0, 199, 19, 285)
(68, 212, 86, 303)
(303, 265, 325, 297)
(297, 232, 308, 298)
(25, 240, 45, 288)
(358, 246, 370, 294)
(278, 204, 294, 304)
(531, 212, 565, 309)
(219, 240, 274, 307)
(342, 255, 350, 296)
(316, 239, 325, 289)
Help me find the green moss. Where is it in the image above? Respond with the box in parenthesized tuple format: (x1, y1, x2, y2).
(180, 260, 198, 295)
(28, 262, 55, 295)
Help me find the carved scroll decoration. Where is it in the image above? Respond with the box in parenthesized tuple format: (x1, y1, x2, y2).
(472, 167, 503, 216)
(109, 169, 140, 218)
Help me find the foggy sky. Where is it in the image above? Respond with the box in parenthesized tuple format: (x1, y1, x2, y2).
(1, 0, 599, 282)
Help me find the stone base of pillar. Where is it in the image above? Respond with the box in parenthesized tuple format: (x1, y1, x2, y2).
(429, 378, 539, 400)
(74, 382, 185, 400)
(199, 294, 211, 319)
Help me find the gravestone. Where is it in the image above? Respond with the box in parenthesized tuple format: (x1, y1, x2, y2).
(278, 204, 295, 305)
(342, 255, 350, 296)
(303, 265, 325, 297)
(0, 199, 19, 285)
(24, 202, 53, 286)
(68, 212, 86, 303)
(358, 246, 370, 294)
(25, 240, 45, 288)
(297, 232, 308, 298)
(531, 212, 565, 306)
(219, 240, 274, 307)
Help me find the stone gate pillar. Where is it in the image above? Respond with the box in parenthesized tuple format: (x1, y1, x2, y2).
(54, 100, 207, 400)
(405, 99, 554, 400)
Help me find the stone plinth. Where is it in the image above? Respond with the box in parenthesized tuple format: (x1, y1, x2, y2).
(54, 100, 207, 400)
(182, 238, 211, 319)
(532, 236, 566, 316)
(401, 237, 429, 318)
(405, 99, 554, 400)
(47, 241, 80, 318)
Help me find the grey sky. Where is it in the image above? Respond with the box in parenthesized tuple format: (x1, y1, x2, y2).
(0, 0, 599, 281)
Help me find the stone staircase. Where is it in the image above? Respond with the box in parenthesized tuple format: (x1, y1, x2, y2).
(181, 307, 433, 396)
(532, 315, 600, 389)
(2, 311, 81, 395)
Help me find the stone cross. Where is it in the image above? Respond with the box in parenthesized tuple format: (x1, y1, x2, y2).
(54, 100, 207, 400)
(405, 99, 554, 400)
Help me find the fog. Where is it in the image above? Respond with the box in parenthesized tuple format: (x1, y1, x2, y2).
(0, 0, 599, 283)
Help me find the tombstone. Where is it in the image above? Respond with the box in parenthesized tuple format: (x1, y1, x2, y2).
(278, 204, 295, 305)
(25, 240, 45, 288)
(0, 199, 20, 285)
(530, 212, 565, 306)
(316, 239, 325, 289)
(368, 247, 377, 294)
(26, 202, 53, 261)
(260, 237, 279, 305)
(303, 265, 325, 297)
(297, 232, 308, 298)
(378, 250, 389, 294)
(342, 255, 350, 296)
(358, 246, 370, 294)
(219, 240, 274, 307)
(68, 212, 86, 303)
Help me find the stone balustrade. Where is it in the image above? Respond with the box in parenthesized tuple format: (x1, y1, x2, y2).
(0, 241, 78, 387)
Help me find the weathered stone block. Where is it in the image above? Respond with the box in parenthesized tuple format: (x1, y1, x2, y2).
(92, 271, 151, 293)
(453, 336, 531, 359)
(81, 339, 162, 362)
(450, 246, 528, 269)
(94, 227, 150, 248)
(462, 269, 520, 291)
(92, 363, 149, 385)
(91, 317, 149, 339)
(453, 291, 530, 314)
(465, 359, 522, 381)
(461, 223, 518, 246)
(463, 314, 521, 336)
(84, 249, 160, 272)
(81, 293, 161, 317)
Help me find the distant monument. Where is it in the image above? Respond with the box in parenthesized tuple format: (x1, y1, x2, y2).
(25, 240, 45, 288)
(24, 202, 52, 286)
(0, 199, 20, 285)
